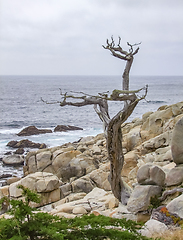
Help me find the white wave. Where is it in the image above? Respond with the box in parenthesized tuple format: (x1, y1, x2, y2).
(28, 127, 103, 148)
(0, 128, 22, 135)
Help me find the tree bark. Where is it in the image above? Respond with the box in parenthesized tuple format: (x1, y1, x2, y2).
(107, 99, 138, 204)
(123, 57, 133, 91)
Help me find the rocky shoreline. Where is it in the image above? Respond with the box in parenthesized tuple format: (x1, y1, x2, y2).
(0, 124, 84, 184)
(1, 101, 183, 238)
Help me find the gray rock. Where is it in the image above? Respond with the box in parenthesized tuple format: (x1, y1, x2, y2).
(167, 194, 183, 218)
(7, 177, 21, 185)
(2, 154, 24, 166)
(165, 166, 183, 186)
(36, 151, 52, 171)
(60, 183, 72, 198)
(27, 155, 37, 173)
(137, 164, 165, 186)
(72, 206, 87, 215)
(127, 185, 162, 213)
(92, 145, 101, 155)
(83, 187, 108, 200)
(140, 219, 168, 238)
(71, 176, 96, 194)
(112, 203, 137, 221)
(52, 150, 81, 180)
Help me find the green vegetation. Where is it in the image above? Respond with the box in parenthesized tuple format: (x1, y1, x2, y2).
(148, 195, 162, 211)
(0, 185, 151, 240)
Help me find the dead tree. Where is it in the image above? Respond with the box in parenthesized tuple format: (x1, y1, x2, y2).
(42, 37, 147, 205)
(103, 36, 141, 91)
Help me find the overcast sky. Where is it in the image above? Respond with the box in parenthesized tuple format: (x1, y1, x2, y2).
(0, 0, 183, 76)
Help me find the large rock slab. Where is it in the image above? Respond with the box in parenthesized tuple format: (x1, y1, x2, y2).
(24, 138, 107, 182)
(17, 126, 52, 136)
(127, 185, 162, 213)
(171, 117, 183, 164)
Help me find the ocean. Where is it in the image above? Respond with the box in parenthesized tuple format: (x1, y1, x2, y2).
(0, 75, 183, 183)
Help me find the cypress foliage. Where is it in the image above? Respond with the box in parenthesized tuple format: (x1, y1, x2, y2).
(0, 185, 151, 240)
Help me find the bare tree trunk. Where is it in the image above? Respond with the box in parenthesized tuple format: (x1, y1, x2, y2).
(107, 121, 124, 201)
(123, 57, 133, 91)
(107, 99, 138, 204)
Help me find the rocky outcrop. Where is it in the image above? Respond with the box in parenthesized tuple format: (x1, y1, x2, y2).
(17, 126, 52, 136)
(54, 125, 83, 132)
(50, 187, 119, 218)
(21, 101, 183, 212)
(2, 101, 183, 238)
(7, 139, 46, 149)
(8, 172, 62, 207)
(140, 102, 183, 141)
(23, 134, 107, 182)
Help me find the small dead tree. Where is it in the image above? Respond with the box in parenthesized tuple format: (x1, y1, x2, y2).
(103, 36, 141, 91)
(42, 37, 147, 205)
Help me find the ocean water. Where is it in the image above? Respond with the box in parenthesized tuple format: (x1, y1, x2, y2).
(0, 75, 183, 182)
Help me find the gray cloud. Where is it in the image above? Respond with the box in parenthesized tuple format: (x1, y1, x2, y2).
(0, 0, 183, 75)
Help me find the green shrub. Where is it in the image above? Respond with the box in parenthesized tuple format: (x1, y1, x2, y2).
(148, 195, 162, 211)
(0, 185, 151, 240)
